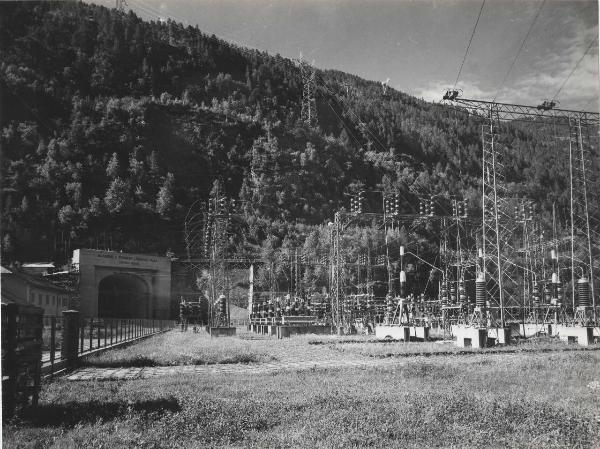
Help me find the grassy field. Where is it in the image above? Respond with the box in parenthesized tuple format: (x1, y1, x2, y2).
(325, 335, 585, 358)
(4, 330, 600, 448)
(81, 331, 278, 367)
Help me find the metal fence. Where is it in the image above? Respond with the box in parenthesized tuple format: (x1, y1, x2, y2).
(42, 315, 176, 376)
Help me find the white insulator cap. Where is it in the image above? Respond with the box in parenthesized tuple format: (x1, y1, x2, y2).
(551, 272, 559, 284)
(550, 249, 557, 260)
(399, 246, 405, 256)
(477, 273, 486, 283)
(399, 270, 406, 283)
(478, 248, 483, 258)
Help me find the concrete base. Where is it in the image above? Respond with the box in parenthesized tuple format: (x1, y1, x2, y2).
(488, 327, 511, 344)
(277, 325, 332, 339)
(510, 323, 551, 338)
(209, 327, 237, 337)
(454, 325, 487, 348)
(410, 326, 430, 341)
(375, 325, 410, 341)
(554, 325, 594, 346)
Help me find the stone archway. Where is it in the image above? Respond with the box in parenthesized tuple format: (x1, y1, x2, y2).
(98, 273, 149, 318)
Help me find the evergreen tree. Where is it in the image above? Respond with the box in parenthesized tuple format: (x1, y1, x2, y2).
(156, 172, 175, 217)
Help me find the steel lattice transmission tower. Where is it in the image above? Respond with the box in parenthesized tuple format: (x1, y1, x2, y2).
(205, 182, 233, 327)
(568, 117, 599, 323)
(479, 106, 522, 328)
(297, 56, 318, 128)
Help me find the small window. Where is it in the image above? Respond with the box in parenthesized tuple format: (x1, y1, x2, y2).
(30, 292, 35, 303)
(38, 293, 42, 305)
(52, 295, 55, 305)
(46, 294, 50, 305)
(63, 298, 68, 307)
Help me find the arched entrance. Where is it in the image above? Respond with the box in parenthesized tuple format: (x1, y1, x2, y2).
(98, 274, 149, 318)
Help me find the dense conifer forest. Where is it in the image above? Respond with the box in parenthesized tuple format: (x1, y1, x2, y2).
(1, 1, 567, 270)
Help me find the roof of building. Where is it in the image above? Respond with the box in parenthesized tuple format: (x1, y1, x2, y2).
(1, 266, 13, 274)
(3, 270, 70, 293)
(22, 262, 55, 268)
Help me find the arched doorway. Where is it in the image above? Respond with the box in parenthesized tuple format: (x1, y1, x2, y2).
(98, 274, 149, 318)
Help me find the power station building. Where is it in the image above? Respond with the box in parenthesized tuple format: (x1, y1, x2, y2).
(73, 249, 172, 319)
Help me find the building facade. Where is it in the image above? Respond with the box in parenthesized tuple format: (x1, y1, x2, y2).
(73, 249, 172, 319)
(1, 267, 71, 318)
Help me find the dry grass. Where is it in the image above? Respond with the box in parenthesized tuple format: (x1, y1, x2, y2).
(4, 350, 600, 448)
(82, 329, 277, 367)
(327, 335, 594, 358)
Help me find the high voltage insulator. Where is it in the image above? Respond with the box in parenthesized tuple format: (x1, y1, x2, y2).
(577, 278, 591, 308)
(532, 282, 540, 307)
(458, 279, 466, 303)
(218, 295, 227, 316)
(475, 274, 486, 309)
(419, 197, 435, 216)
(357, 191, 364, 213)
(453, 199, 467, 218)
(543, 284, 551, 304)
(218, 197, 227, 212)
(441, 283, 448, 305)
(384, 194, 401, 216)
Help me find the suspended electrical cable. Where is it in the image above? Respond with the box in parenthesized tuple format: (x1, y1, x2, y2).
(453, 0, 486, 90)
(492, 0, 546, 102)
(551, 36, 597, 102)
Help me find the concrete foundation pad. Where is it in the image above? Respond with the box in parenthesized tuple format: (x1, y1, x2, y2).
(276, 325, 332, 339)
(410, 326, 430, 341)
(554, 325, 594, 346)
(487, 327, 511, 344)
(375, 325, 410, 341)
(510, 323, 551, 338)
(209, 327, 237, 337)
(454, 325, 487, 348)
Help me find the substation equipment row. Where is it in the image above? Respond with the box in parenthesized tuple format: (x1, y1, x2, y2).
(181, 97, 599, 346)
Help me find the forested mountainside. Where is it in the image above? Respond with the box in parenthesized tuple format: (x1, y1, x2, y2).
(1, 1, 564, 265)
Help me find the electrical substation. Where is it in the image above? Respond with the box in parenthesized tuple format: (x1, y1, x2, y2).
(177, 53, 599, 347)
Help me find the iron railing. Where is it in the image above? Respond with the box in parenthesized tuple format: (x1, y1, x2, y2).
(42, 317, 176, 375)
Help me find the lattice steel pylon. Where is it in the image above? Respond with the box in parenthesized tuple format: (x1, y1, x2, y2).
(568, 117, 599, 323)
(205, 184, 232, 327)
(480, 105, 520, 328)
(298, 57, 318, 128)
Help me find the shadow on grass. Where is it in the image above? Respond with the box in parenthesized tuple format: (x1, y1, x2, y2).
(83, 354, 273, 368)
(17, 397, 180, 427)
(82, 355, 159, 368)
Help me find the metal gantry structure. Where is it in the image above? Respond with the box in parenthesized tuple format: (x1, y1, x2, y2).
(182, 182, 239, 327)
(328, 190, 480, 331)
(446, 95, 600, 326)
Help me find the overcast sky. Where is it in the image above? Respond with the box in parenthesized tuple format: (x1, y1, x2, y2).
(92, 0, 599, 111)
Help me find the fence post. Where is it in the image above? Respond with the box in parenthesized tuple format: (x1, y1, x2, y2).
(61, 310, 80, 368)
(50, 316, 56, 374)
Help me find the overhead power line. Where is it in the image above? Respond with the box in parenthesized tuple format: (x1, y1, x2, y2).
(492, 0, 546, 102)
(552, 37, 597, 102)
(453, 0, 486, 90)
